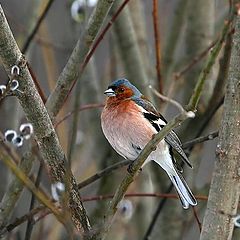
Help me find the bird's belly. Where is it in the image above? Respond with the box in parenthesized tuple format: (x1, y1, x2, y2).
(102, 118, 140, 160)
(102, 111, 165, 161)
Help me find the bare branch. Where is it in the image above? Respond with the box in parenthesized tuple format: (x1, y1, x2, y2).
(46, 0, 116, 118)
(149, 85, 185, 112)
(0, 152, 63, 224)
(0, 5, 92, 235)
(55, 103, 104, 128)
(181, 131, 219, 149)
(174, 39, 217, 81)
(187, 15, 234, 111)
(192, 207, 202, 232)
(152, 0, 163, 93)
(98, 8, 233, 237)
(22, 0, 55, 53)
(78, 160, 131, 189)
(5, 193, 208, 234)
(100, 110, 195, 239)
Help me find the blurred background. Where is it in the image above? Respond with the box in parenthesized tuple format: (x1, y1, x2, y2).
(0, 0, 238, 239)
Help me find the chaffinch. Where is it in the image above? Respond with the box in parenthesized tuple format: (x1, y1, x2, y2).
(101, 78, 197, 209)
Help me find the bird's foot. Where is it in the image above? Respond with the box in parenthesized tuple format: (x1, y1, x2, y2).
(127, 162, 134, 174)
(127, 161, 142, 175)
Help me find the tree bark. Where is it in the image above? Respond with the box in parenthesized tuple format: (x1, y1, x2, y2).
(0, 5, 92, 237)
(200, 14, 240, 240)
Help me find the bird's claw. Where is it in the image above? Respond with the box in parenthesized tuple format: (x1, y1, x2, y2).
(127, 161, 142, 175)
(127, 162, 134, 174)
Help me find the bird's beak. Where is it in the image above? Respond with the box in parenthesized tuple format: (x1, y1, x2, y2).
(104, 88, 116, 97)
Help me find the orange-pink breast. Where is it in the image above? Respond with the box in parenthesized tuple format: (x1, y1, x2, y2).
(101, 99, 157, 160)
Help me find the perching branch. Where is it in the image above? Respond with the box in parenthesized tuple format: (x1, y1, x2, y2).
(100, 110, 195, 239)
(77, 130, 218, 190)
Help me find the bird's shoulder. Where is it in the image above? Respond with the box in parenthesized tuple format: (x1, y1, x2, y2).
(132, 96, 167, 128)
(132, 95, 192, 168)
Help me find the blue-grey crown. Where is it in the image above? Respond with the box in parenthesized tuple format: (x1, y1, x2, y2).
(108, 78, 142, 97)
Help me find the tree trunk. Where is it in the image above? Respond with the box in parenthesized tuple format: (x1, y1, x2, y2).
(200, 14, 240, 240)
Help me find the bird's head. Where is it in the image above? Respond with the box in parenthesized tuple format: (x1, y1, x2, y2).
(104, 79, 142, 100)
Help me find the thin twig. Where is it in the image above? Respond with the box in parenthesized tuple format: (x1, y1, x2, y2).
(22, 0, 55, 53)
(192, 207, 202, 232)
(5, 10, 70, 52)
(182, 131, 219, 149)
(143, 184, 173, 240)
(100, 110, 195, 239)
(152, 0, 163, 93)
(46, 0, 116, 118)
(149, 85, 185, 112)
(61, 0, 131, 111)
(67, 81, 82, 164)
(82, 193, 208, 202)
(174, 39, 218, 81)
(5, 193, 208, 234)
(22, 1, 54, 103)
(24, 162, 44, 240)
(187, 17, 234, 111)
(55, 103, 104, 128)
(4, 206, 46, 234)
(27, 63, 47, 103)
(78, 160, 131, 189)
(78, 131, 218, 190)
(0, 152, 64, 224)
(194, 97, 224, 145)
(46, 0, 129, 119)
(81, 0, 131, 73)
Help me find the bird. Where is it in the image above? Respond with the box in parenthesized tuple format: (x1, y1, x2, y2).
(101, 78, 197, 209)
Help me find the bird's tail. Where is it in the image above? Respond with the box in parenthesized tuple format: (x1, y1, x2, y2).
(168, 171, 197, 209)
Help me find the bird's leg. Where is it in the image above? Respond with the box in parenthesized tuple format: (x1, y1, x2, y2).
(127, 161, 134, 174)
(127, 160, 142, 175)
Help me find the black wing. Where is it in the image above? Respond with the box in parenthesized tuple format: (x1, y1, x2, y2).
(165, 131, 192, 168)
(133, 97, 192, 168)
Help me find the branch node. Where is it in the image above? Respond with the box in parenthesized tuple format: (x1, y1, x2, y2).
(186, 111, 195, 118)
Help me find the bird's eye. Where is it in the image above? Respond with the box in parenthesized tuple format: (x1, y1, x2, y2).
(119, 88, 124, 93)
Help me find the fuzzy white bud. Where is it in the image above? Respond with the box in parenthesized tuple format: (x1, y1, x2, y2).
(12, 135, 23, 147)
(118, 199, 134, 222)
(10, 80, 19, 91)
(51, 182, 65, 201)
(19, 123, 33, 140)
(4, 130, 17, 142)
